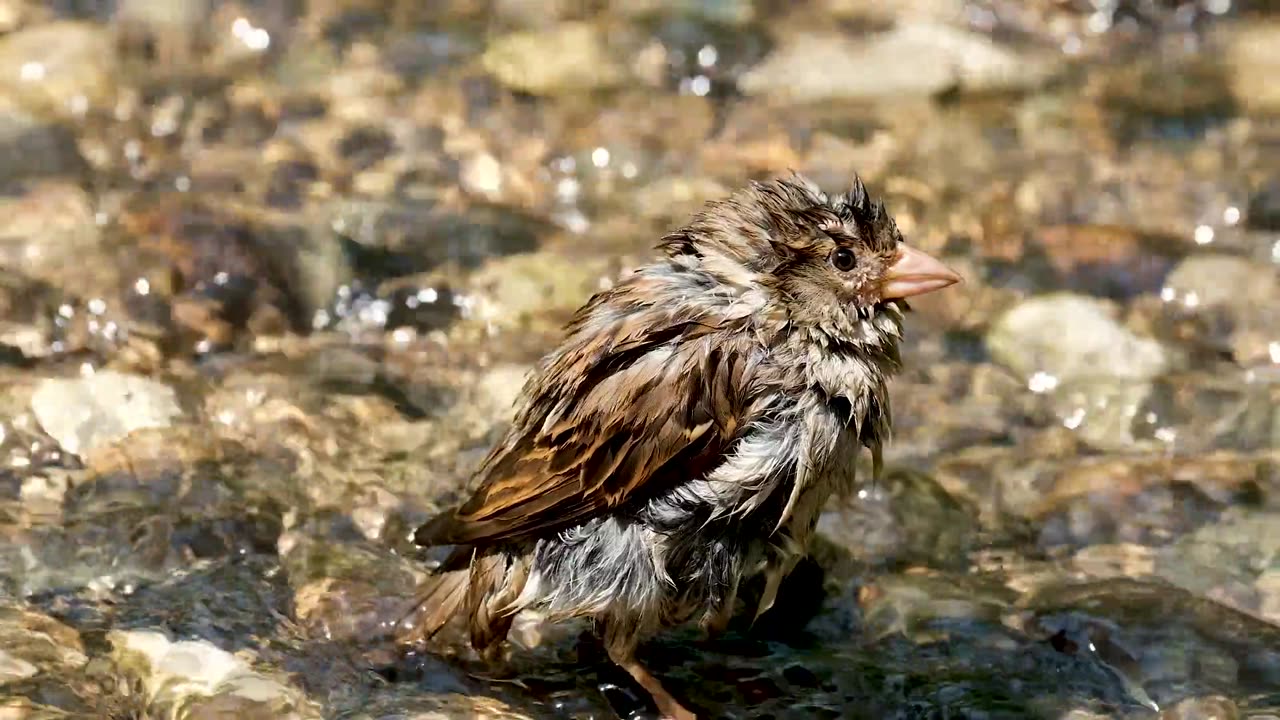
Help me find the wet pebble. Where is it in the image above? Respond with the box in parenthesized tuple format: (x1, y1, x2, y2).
(0, 601, 86, 683)
(482, 22, 628, 96)
(1021, 579, 1280, 712)
(739, 22, 1053, 103)
(0, 182, 101, 286)
(30, 371, 181, 457)
(464, 251, 610, 332)
(281, 529, 425, 646)
(0, 20, 116, 119)
(1159, 254, 1280, 366)
(0, 109, 88, 184)
(110, 629, 322, 719)
(987, 292, 1170, 387)
(1031, 452, 1270, 551)
(1224, 20, 1280, 114)
(818, 468, 978, 571)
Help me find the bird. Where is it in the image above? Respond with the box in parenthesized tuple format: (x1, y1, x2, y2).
(399, 172, 961, 719)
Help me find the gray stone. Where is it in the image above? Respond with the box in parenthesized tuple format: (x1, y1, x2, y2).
(110, 630, 322, 718)
(1225, 21, 1280, 113)
(31, 371, 182, 456)
(482, 22, 627, 95)
(0, 182, 100, 283)
(739, 22, 1052, 103)
(0, 110, 88, 183)
(0, 21, 116, 119)
(986, 293, 1169, 385)
(1162, 253, 1280, 365)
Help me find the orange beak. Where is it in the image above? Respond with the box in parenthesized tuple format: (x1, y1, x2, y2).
(880, 244, 962, 300)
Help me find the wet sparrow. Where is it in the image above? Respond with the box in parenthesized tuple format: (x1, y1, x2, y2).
(402, 173, 960, 719)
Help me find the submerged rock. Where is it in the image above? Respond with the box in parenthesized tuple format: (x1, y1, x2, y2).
(30, 371, 182, 457)
(739, 22, 1053, 103)
(1160, 253, 1280, 366)
(0, 21, 116, 119)
(482, 22, 627, 95)
(110, 629, 322, 719)
(0, 601, 87, 684)
(0, 111, 89, 184)
(987, 293, 1169, 386)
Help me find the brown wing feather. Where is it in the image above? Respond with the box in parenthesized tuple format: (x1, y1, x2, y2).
(415, 284, 762, 547)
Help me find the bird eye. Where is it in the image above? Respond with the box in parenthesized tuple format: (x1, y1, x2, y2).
(829, 247, 857, 272)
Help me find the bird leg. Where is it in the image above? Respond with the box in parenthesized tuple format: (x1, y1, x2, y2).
(699, 576, 740, 640)
(602, 625, 696, 720)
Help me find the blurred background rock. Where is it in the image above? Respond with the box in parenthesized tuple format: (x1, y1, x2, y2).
(0, 1, 1277, 718)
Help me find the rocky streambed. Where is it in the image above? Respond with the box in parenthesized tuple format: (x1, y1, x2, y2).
(0, 1, 1279, 718)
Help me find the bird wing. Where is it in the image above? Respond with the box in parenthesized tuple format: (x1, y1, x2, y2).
(414, 294, 765, 547)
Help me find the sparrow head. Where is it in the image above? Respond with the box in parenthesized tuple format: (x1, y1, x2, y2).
(658, 173, 961, 345)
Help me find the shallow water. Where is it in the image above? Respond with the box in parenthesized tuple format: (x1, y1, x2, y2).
(0, 1, 1278, 718)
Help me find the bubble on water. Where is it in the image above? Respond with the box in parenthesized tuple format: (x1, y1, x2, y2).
(134, 277, 151, 296)
(591, 147, 611, 169)
(1087, 11, 1112, 34)
(555, 177, 581, 203)
(1028, 371, 1059, 393)
(1193, 225, 1215, 245)
(19, 61, 44, 82)
(696, 45, 718, 68)
(1223, 206, 1240, 225)
(232, 17, 270, 51)
(686, 75, 712, 96)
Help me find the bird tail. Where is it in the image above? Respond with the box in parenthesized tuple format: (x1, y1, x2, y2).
(396, 546, 533, 657)
(396, 555, 472, 646)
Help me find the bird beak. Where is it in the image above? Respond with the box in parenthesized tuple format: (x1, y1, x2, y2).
(880, 244, 962, 299)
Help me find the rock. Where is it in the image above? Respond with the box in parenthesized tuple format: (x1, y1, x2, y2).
(986, 293, 1169, 386)
(0, 601, 87, 685)
(466, 252, 610, 331)
(1161, 696, 1240, 720)
(280, 530, 424, 645)
(1248, 177, 1280, 232)
(1224, 21, 1280, 113)
(615, 0, 756, 25)
(482, 22, 627, 95)
(817, 468, 977, 570)
(632, 176, 730, 222)
(0, 21, 116, 119)
(30, 371, 182, 456)
(110, 630, 322, 719)
(857, 571, 1015, 643)
(1160, 254, 1280, 365)
(1044, 377, 1154, 451)
(0, 182, 100, 286)
(1157, 511, 1280, 616)
(1094, 53, 1234, 122)
(1163, 255, 1278, 312)
(739, 22, 1052, 103)
(0, 110, 88, 184)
